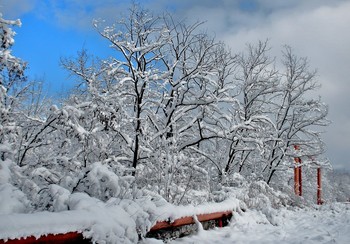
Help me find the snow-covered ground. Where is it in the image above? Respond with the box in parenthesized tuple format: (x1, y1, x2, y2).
(144, 203, 350, 244)
(1, 184, 349, 244)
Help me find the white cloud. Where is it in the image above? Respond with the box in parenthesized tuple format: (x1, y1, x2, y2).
(211, 1, 350, 170)
(0, 0, 37, 18)
(156, 0, 350, 170)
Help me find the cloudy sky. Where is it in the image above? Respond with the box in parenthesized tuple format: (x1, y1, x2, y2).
(1, 0, 350, 171)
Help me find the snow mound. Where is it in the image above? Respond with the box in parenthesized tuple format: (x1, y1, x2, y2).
(0, 193, 140, 243)
(153, 197, 242, 223)
(0, 183, 30, 214)
(159, 203, 350, 244)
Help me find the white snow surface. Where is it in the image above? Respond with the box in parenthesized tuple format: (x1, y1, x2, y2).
(0, 184, 29, 214)
(0, 193, 138, 243)
(144, 203, 350, 244)
(153, 197, 241, 222)
(1, 184, 349, 244)
(0, 192, 241, 243)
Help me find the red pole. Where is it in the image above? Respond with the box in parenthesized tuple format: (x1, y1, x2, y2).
(317, 167, 322, 205)
(294, 163, 300, 196)
(299, 164, 302, 196)
(293, 145, 302, 196)
(218, 218, 223, 228)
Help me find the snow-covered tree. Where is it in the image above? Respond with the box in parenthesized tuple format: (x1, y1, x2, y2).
(60, 6, 242, 203)
(0, 13, 26, 162)
(0, 13, 32, 214)
(0, 5, 331, 215)
(57, 6, 331, 204)
(263, 46, 330, 185)
(221, 41, 278, 178)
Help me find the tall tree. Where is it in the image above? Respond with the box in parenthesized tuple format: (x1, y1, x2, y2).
(222, 41, 278, 178)
(263, 46, 329, 184)
(0, 13, 26, 163)
(61, 6, 240, 203)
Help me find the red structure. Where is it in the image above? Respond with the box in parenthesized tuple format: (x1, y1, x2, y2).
(0, 210, 233, 243)
(149, 210, 232, 231)
(0, 232, 88, 244)
(317, 167, 323, 205)
(293, 145, 302, 196)
(293, 146, 323, 205)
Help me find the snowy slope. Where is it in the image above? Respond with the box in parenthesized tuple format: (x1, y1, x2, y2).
(0, 193, 241, 243)
(144, 203, 350, 244)
(0, 193, 139, 243)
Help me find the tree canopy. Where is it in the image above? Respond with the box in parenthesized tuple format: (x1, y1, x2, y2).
(0, 6, 333, 214)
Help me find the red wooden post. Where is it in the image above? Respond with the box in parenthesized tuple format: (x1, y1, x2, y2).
(150, 211, 232, 231)
(299, 163, 302, 196)
(294, 162, 300, 196)
(317, 167, 322, 205)
(218, 218, 223, 228)
(0, 232, 87, 244)
(293, 145, 302, 196)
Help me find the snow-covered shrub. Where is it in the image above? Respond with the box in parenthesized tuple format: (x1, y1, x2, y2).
(246, 181, 291, 209)
(67, 192, 139, 243)
(0, 183, 30, 214)
(0, 159, 31, 213)
(209, 173, 249, 203)
(210, 172, 296, 224)
(244, 181, 293, 225)
(137, 149, 210, 205)
(325, 170, 349, 203)
(37, 184, 71, 212)
(73, 162, 135, 201)
(65, 189, 167, 241)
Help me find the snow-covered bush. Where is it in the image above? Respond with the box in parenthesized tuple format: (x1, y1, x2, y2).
(73, 162, 135, 201)
(0, 183, 30, 214)
(210, 172, 295, 224)
(246, 181, 291, 209)
(328, 170, 350, 202)
(66, 193, 141, 243)
(0, 6, 335, 243)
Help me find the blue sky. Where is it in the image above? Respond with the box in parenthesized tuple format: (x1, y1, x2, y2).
(8, 5, 113, 96)
(1, 0, 350, 171)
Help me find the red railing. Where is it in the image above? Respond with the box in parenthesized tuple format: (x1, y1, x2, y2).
(150, 210, 232, 231)
(0, 232, 87, 244)
(0, 210, 233, 243)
